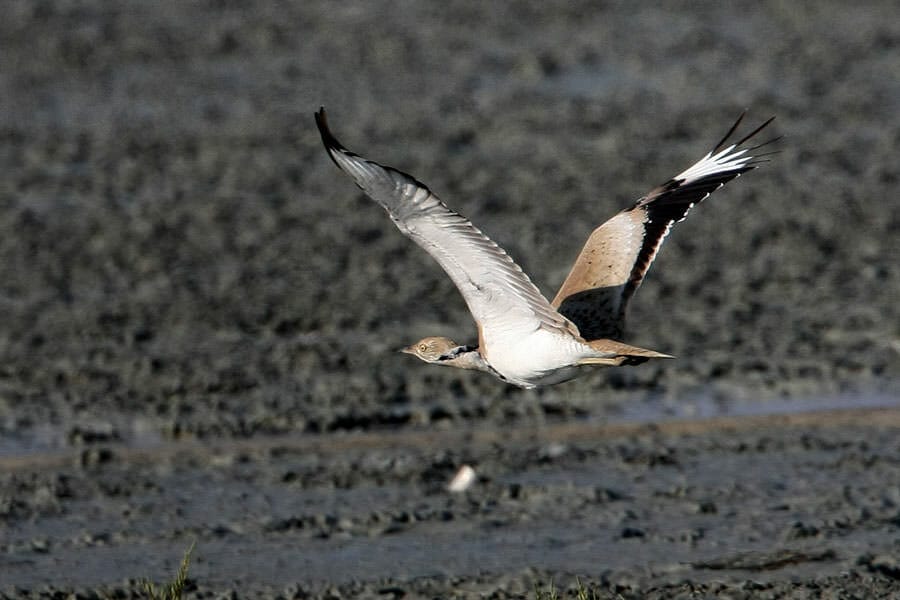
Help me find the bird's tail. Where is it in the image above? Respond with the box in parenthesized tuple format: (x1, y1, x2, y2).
(578, 339, 674, 366)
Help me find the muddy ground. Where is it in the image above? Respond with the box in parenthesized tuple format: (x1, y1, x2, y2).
(1, 1, 899, 597)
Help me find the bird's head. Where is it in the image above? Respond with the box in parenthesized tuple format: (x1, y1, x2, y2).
(400, 336, 459, 364)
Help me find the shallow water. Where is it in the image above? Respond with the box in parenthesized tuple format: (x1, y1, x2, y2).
(610, 387, 900, 423)
(3, 388, 897, 460)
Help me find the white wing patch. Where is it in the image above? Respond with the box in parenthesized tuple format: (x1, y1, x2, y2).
(674, 145, 752, 184)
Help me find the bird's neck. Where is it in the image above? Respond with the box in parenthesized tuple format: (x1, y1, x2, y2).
(439, 346, 493, 373)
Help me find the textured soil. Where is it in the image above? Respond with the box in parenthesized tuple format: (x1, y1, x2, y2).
(1, 1, 899, 597)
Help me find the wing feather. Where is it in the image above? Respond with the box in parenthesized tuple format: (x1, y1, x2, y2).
(552, 114, 777, 341)
(315, 108, 577, 341)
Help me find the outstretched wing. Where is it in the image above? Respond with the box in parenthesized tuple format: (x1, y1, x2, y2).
(316, 108, 578, 345)
(551, 113, 777, 341)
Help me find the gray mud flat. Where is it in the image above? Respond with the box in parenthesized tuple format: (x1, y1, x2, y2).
(1, 0, 899, 597)
(4, 405, 900, 597)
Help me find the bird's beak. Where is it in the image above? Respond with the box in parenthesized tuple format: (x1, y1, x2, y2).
(398, 345, 415, 355)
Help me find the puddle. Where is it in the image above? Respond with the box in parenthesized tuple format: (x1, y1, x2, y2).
(0, 415, 165, 459)
(606, 388, 900, 424)
(1, 386, 897, 460)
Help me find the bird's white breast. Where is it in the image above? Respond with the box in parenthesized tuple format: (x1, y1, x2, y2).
(481, 327, 591, 388)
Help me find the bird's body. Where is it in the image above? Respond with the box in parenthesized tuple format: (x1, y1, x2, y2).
(481, 327, 593, 388)
(316, 108, 776, 388)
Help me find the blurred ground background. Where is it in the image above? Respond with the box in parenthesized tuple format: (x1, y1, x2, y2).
(1, 1, 898, 597)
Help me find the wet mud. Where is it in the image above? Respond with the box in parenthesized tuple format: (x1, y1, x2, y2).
(1, 1, 899, 597)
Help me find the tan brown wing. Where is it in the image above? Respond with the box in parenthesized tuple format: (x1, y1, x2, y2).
(552, 114, 777, 341)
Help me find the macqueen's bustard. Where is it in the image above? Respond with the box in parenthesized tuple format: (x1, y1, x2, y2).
(316, 108, 776, 388)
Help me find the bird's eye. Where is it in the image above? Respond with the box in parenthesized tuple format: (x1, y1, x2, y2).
(418, 343, 428, 352)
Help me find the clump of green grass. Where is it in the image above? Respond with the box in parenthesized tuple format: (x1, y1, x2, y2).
(534, 577, 623, 600)
(142, 541, 196, 600)
(534, 578, 560, 600)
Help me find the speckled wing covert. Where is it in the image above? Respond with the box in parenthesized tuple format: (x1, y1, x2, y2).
(551, 113, 777, 341)
(315, 108, 580, 344)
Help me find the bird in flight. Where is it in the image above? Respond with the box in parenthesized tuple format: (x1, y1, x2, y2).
(316, 108, 776, 388)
